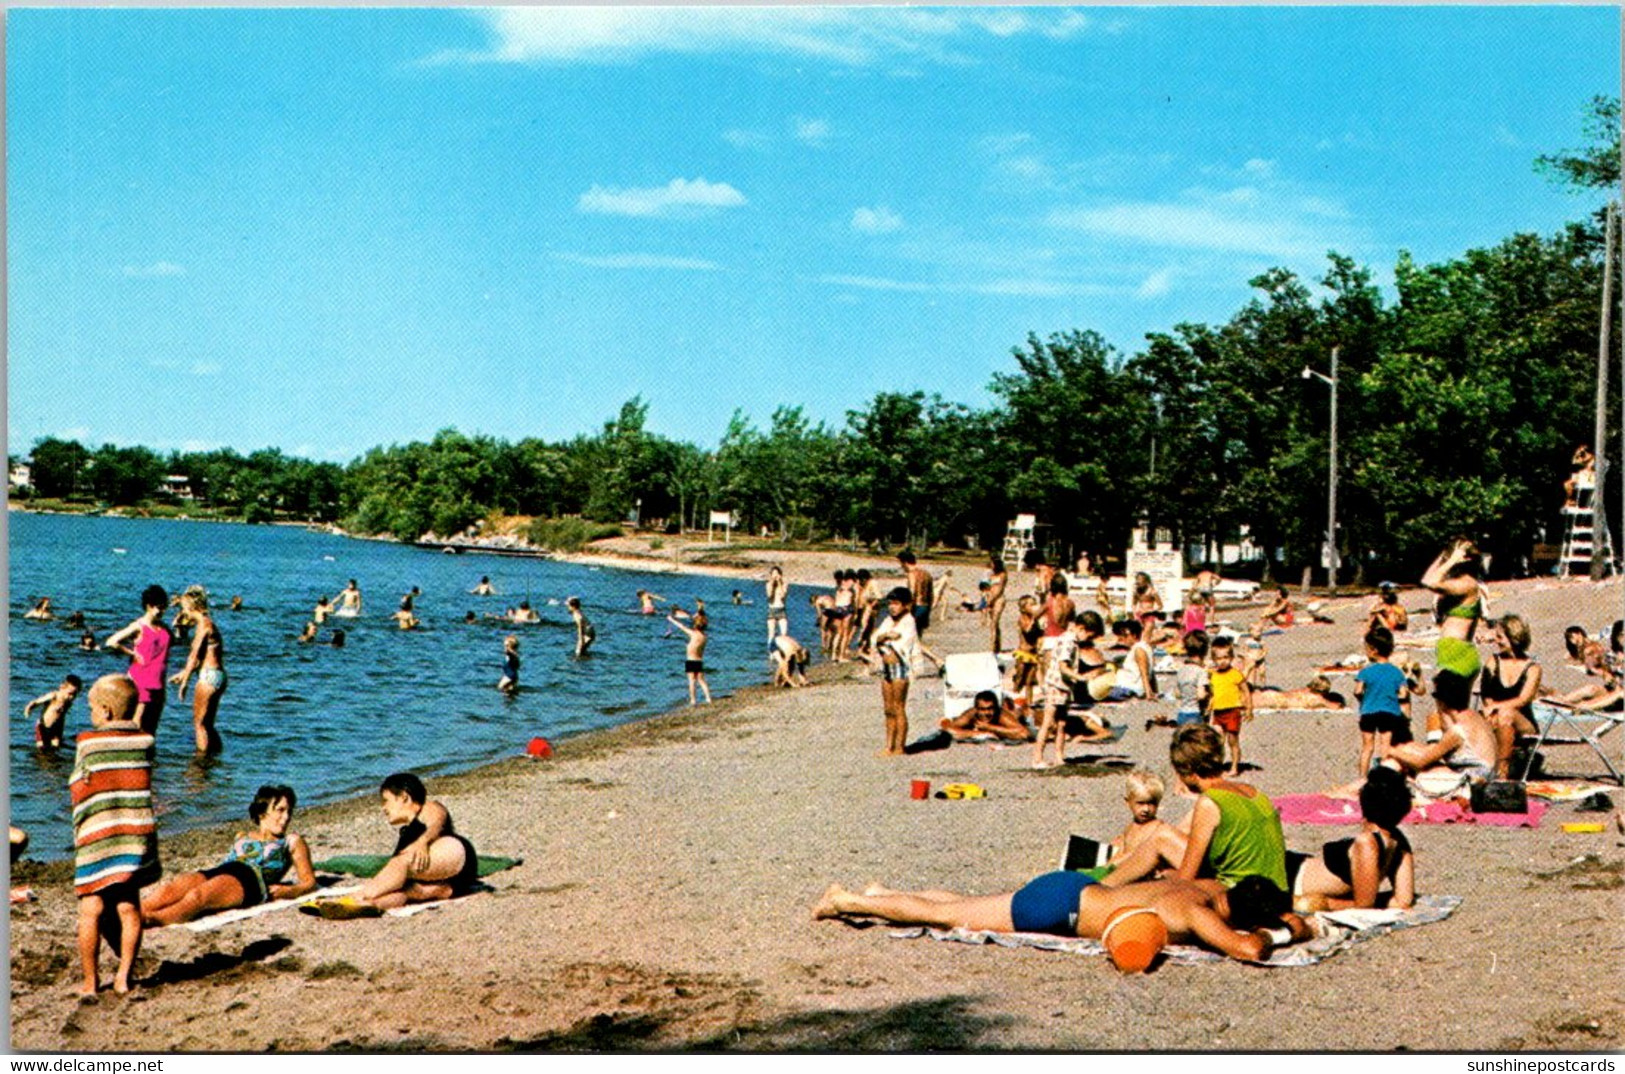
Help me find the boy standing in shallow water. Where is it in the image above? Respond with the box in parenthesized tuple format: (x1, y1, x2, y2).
(668, 609, 712, 705)
(25, 674, 82, 751)
(70, 675, 160, 995)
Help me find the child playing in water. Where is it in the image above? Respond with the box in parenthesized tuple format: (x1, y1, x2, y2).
(26, 674, 83, 751)
(71, 675, 159, 994)
(668, 609, 712, 705)
(498, 636, 520, 694)
(566, 597, 595, 657)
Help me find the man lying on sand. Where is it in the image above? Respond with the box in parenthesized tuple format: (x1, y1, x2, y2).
(940, 690, 1031, 741)
(813, 873, 1311, 965)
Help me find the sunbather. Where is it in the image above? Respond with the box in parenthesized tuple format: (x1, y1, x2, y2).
(812, 873, 1311, 964)
(1250, 676, 1347, 711)
(941, 690, 1031, 742)
(1286, 766, 1415, 912)
(141, 785, 316, 927)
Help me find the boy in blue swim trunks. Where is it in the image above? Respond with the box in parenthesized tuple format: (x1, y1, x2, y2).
(813, 873, 1310, 963)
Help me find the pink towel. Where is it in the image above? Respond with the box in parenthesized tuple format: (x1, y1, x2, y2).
(1273, 793, 1545, 828)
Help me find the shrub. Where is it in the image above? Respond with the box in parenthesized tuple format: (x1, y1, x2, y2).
(525, 517, 622, 552)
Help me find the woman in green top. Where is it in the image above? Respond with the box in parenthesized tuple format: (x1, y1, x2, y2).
(1421, 538, 1487, 740)
(1099, 724, 1288, 892)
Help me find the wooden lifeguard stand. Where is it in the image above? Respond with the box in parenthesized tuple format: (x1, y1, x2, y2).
(1002, 514, 1037, 570)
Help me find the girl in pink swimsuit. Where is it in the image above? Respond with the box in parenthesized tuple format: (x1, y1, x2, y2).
(105, 585, 172, 734)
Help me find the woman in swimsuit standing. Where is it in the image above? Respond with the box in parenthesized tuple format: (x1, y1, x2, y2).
(1420, 538, 1486, 741)
(1038, 573, 1075, 681)
(168, 586, 226, 753)
(1479, 614, 1542, 777)
(765, 566, 789, 644)
(104, 585, 171, 734)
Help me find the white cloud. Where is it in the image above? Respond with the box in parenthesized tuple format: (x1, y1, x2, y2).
(812, 273, 1123, 299)
(793, 117, 832, 147)
(850, 206, 903, 235)
(122, 261, 185, 279)
(1136, 268, 1175, 299)
(554, 252, 722, 271)
(432, 8, 1100, 66)
(815, 274, 934, 294)
(722, 128, 771, 150)
(576, 178, 747, 218)
(1049, 168, 1361, 259)
(190, 362, 221, 376)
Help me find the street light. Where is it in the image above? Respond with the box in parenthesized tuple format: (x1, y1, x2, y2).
(1301, 345, 1340, 587)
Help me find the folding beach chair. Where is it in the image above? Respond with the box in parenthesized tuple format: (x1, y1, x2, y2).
(942, 651, 1004, 722)
(1518, 702, 1624, 784)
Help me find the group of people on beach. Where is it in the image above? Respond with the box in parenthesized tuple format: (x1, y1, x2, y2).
(810, 534, 1623, 968)
(60, 656, 478, 994)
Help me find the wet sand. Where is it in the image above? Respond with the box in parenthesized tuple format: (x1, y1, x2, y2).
(9, 574, 1624, 1051)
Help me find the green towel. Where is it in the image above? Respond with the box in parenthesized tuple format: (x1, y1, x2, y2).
(314, 854, 521, 879)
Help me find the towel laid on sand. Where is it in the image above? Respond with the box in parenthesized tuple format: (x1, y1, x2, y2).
(182, 883, 362, 932)
(892, 895, 1461, 968)
(1274, 793, 1545, 828)
(313, 854, 521, 878)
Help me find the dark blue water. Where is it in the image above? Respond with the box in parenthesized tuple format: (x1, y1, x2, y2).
(9, 513, 794, 858)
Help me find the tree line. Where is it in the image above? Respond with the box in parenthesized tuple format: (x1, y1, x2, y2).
(16, 99, 1621, 581)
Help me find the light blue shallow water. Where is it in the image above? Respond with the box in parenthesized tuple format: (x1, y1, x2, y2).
(8, 513, 800, 858)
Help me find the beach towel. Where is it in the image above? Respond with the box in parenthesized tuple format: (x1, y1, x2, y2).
(69, 727, 161, 896)
(891, 895, 1461, 968)
(1524, 780, 1616, 802)
(1273, 793, 1546, 828)
(181, 882, 362, 931)
(314, 854, 521, 879)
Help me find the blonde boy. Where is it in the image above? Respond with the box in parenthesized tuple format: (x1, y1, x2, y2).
(1110, 768, 1178, 861)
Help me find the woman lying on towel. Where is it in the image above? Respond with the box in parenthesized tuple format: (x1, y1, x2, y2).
(812, 873, 1312, 965)
(1249, 676, 1347, 711)
(309, 773, 480, 919)
(1286, 766, 1415, 913)
(141, 784, 316, 926)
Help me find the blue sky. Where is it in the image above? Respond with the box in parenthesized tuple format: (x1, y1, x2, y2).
(8, 6, 1618, 461)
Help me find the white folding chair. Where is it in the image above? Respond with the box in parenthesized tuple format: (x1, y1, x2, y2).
(1521, 701, 1624, 784)
(942, 652, 1004, 723)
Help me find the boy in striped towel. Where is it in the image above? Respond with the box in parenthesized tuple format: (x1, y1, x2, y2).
(70, 675, 160, 995)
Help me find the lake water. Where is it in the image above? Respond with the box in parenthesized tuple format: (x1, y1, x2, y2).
(9, 512, 798, 858)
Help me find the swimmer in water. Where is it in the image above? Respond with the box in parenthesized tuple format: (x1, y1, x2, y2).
(464, 610, 477, 624)
(297, 621, 318, 644)
(471, 576, 496, 596)
(25, 674, 83, 751)
(169, 586, 227, 754)
(228, 596, 244, 612)
(79, 629, 97, 652)
(393, 604, 419, 631)
(335, 579, 363, 617)
(66, 610, 87, 630)
(24, 597, 53, 621)
(637, 590, 665, 615)
(510, 602, 540, 624)
(668, 609, 712, 705)
(400, 586, 421, 613)
(567, 597, 596, 657)
(313, 596, 332, 624)
(330, 628, 347, 649)
(498, 636, 520, 694)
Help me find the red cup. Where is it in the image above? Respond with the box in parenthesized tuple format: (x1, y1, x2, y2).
(910, 779, 930, 800)
(526, 737, 553, 759)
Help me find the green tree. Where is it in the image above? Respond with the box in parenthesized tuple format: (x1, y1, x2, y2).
(1536, 95, 1620, 191)
(28, 438, 90, 499)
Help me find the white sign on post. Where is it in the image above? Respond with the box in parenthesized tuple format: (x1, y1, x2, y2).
(1125, 546, 1185, 614)
(708, 511, 733, 544)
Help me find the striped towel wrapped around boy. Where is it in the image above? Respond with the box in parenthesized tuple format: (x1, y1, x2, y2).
(69, 727, 161, 896)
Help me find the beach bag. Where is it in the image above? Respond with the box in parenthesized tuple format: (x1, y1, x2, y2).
(1470, 780, 1528, 815)
(1507, 745, 1544, 780)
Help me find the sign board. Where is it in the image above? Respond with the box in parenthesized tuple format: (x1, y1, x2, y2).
(709, 511, 733, 526)
(708, 510, 734, 544)
(1125, 546, 1185, 613)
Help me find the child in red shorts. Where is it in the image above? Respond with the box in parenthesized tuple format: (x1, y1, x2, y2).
(1208, 638, 1253, 776)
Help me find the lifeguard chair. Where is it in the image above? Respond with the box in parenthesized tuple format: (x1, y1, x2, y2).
(1560, 473, 1615, 577)
(1002, 514, 1037, 570)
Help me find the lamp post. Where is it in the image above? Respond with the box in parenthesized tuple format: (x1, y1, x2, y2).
(1301, 345, 1340, 588)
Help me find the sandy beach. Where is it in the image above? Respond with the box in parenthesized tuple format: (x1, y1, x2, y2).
(10, 570, 1624, 1052)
